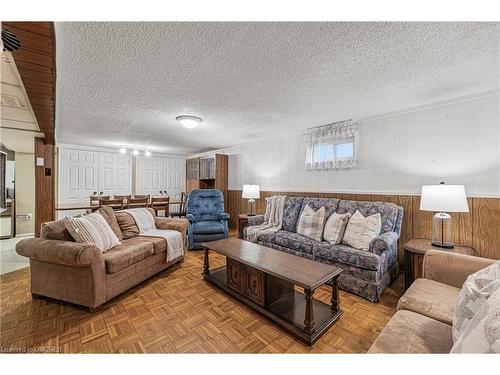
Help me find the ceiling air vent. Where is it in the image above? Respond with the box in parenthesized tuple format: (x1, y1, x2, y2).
(2, 29, 21, 52)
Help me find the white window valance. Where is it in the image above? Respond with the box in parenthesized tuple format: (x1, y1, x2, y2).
(304, 120, 359, 170)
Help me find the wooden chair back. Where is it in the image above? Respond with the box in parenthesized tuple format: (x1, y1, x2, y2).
(170, 192, 187, 217)
(99, 198, 124, 210)
(90, 195, 109, 205)
(150, 196, 170, 217)
(127, 197, 149, 209)
(113, 195, 131, 205)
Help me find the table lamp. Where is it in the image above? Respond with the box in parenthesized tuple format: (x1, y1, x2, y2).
(420, 182, 469, 248)
(242, 184, 260, 216)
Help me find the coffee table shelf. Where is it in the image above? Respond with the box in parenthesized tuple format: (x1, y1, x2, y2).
(202, 238, 343, 345)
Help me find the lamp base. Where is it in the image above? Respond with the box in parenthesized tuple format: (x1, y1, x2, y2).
(432, 212, 454, 249)
(431, 241, 454, 249)
(247, 199, 256, 216)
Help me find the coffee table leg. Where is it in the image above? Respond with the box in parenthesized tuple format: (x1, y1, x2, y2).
(304, 288, 315, 335)
(203, 247, 210, 278)
(331, 277, 340, 312)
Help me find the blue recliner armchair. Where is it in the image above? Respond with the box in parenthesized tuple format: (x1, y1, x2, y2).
(186, 189, 230, 250)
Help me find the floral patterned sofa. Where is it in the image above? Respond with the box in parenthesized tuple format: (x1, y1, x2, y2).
(244, 197, 404, 302)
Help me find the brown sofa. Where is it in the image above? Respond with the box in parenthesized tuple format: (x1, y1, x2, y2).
(16, 207, 189, 311)
(368, 250, 495, 353)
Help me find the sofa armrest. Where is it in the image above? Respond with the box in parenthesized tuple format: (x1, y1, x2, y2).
(369, 231, 399, 256)
(16, 238, 103, 267)
(423, 250, 495, 288)
(218, 212, 230, 221)
(155, 217, 189, 233)
(248, 214, 265, 226)
(186, 213, 195, 223)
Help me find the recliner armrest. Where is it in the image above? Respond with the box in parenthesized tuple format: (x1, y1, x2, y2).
(218, 212, 230, 221)
(369, 231, 399, 256)
(16, 238, 104, 267)
(186, 213, 195, 222)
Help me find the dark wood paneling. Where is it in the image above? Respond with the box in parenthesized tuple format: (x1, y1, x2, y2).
(3, 22, 56, 144)
(228, 190, 500, 262)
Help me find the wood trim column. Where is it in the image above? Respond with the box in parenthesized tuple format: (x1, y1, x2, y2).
(34, 138, 55, 237)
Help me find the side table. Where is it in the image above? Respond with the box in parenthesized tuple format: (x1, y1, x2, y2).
(403, 238, 477, 291)
(237, 214, 250, 239)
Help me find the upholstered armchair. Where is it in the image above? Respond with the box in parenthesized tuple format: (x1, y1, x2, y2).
(185, 189, 230, 249)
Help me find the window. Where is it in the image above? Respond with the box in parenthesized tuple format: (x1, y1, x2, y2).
(304, 120, 358, 170)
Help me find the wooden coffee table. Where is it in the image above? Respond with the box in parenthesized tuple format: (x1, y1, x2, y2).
(201, 237, 343, 345)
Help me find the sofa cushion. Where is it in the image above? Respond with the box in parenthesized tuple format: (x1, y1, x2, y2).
(192, 220, 224, 234)
(256, 231, 277, 244)
(323, 212, 351, 245)
(115, 211, 140, 239)
(398, 278, 460, 325)
(300, 198, 340, 221)
(281, 197, 304, 232)
(41, 220, 75, 241)
(137, 236, 167, 255)
(368, 310, 453, 353)
(274, 231, 318, 255)
(97, 206, 123, 241)
(338, 200, 399, 233)
(313, 241, 382, 271)
(103, 238, 154, 273)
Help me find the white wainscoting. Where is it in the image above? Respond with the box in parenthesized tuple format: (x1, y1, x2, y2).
(135, 155, 185, 200)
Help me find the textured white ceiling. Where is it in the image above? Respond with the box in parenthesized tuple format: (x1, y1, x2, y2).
(55, 22, 500, 155)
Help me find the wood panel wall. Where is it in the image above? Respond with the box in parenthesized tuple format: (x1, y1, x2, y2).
(3, 22, 57, 235)
(227, 190, 500, 263)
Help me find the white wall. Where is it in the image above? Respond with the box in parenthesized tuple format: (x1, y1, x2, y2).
(216, 92, 500, 197)
(14, 152, 35, 235)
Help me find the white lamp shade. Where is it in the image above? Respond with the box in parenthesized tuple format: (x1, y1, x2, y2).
(242, 184, 260, 199)
(420, 185, 469, 213)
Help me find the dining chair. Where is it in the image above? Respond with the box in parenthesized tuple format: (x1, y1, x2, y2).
(99, 198, 124, 210)
(170, 192, 187, 218)
(150, 196, 170, 217)
(113, 195, 131, 206)
(133, 194, 150, 204)
(127, 197, 149, 209)
(90, 195, 110, 205)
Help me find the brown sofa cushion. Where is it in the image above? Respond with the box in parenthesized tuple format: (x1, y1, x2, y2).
(398, 278, 460, 325)
(368, 310, 453, 353)
(41, 220, 75, 241)
(137, 236, 167, 254)
(115, 211, 140, 239)
(103, 238, 154, 273)
(97, 206, 123, 241)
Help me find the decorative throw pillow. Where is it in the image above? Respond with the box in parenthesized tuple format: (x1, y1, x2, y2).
(65, 212, 121, 252)
(115, 211, 140, 239)
(323, 212, 352, 245)
(451, 260, 500, 353)
(342, 210, 381, 250)
(97, 206, 123, 241)
(296, 206, 326, 242)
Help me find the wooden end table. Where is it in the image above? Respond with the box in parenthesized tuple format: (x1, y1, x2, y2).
(403, 238, 477, 290)
(237, 214, 250, 239)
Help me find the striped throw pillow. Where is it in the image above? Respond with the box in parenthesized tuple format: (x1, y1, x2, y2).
(65, 212, 121, 252)
(323, 212, 352, 245)
(296, 205, 326, 242)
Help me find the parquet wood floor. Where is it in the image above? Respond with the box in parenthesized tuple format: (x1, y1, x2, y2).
(0, 247, 403, 353)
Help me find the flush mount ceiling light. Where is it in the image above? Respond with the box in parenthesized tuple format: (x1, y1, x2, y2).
(132, 149, 139, 156)
(176, 115, 202, 129)
(144, 150, 151, 157)
(119, 147, 127, 154)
